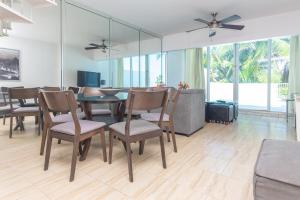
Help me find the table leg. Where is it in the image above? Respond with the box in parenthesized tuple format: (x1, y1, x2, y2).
(81, 102, 92, 120)
(79, 138, 91, 161)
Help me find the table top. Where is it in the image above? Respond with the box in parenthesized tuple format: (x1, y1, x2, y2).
(77, 92, 128, 104)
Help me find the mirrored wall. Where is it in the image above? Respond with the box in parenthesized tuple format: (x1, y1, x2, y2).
(62, 0, 162, 89)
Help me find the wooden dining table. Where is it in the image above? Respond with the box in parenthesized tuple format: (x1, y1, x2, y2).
(77, 92, 128, 124)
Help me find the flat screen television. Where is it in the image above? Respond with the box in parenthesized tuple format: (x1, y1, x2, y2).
(77, 70, 101, 87)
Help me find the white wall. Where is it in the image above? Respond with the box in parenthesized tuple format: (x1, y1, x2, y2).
(163, 9, 300, 51)
(166, 50, 185, 87)
(63, 45, 110, 88)
(0, 36, 60, 88)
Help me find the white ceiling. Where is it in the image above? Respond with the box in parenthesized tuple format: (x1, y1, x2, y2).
(73, 0, 300, 35)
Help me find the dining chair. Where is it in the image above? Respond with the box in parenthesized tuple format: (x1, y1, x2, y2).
(80, 87, 112, 116)
(140, 88, 182, 152)
(108, 89, 168, 182)
(0, 86, 20, 125)
(42, 86, 61, 91)
(38, 90, 85, 155)
(8, 88, 41, 138)
(42, 90, 107, 182)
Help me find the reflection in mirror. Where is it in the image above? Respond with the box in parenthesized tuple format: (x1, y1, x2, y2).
(110, 20, 139, 88)
(63, 2, 109, 89)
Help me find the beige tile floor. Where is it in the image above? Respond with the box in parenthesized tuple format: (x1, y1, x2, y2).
(0, 114, 296, 200)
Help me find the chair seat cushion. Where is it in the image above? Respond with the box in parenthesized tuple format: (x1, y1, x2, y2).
(92, 109, 111, 115)
(141, 113, 170, 122)
(50, 120, 106, 135)
(109, 120, 161, 136)
(51, 112, 85, 123)
(254, 139, 300, 200)
(13, 106, 39, 113)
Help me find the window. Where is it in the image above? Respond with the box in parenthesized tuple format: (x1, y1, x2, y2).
(123, 57, 131, 87)
(210, 44, 234, 101)
(271, 38, 290, 111)
(140, 56, 146, 87)
(149, 53, 163, 87)
(239, 40, 269, 110)
(132, 56, 139, 87)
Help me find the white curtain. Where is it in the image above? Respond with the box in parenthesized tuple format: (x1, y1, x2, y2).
(289, 35, 300, 97)
(184, 48, 205, 89)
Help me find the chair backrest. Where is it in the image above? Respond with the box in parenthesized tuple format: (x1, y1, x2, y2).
(167, 88, 182, 119)
(68, 86, 79, 94)
(43, 87, 61, 91)
(9, 87, 39, 100)
(41, 90, 81, 135)
(125, 89, 168, 136)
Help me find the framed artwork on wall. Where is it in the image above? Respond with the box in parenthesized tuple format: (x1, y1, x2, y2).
(0, 48, 20, 80)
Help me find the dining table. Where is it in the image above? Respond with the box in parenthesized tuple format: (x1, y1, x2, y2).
(77, 92, 128, 124)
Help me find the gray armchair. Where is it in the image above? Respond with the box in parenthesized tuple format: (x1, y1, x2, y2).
(173, 89, 205, 135)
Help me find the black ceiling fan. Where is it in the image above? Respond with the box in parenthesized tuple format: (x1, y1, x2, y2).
(85, 39, 119, 53)
(186, 12, 245, 37)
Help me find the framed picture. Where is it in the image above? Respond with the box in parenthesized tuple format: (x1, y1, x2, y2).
(0, 48, 20, 80)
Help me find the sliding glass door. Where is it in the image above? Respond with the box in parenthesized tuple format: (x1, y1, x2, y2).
(199, 36, 290, 112)
(239, 40, 269, 110)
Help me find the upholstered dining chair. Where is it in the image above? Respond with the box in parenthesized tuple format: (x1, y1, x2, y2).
(41, 90, 107, 182)
(8, 88, 41, 138)
(108, 89, 168, 182)
(80, 87, 112, 116)
(1, 86, 21, 125)
(140, 88, 182, 152)
(38, 90, 85, 155)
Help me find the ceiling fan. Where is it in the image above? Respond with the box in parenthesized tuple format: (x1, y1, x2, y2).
(186, 12, 245, 37)
(84, 39, 119, 53)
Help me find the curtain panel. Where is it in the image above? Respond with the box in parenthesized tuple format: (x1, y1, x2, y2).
(184, 48, 205, 89)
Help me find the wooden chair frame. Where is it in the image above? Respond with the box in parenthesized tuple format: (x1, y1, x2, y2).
(41, 90, 107, 182)
(108, 89, 168, 182)
(8, 88, 41, 138)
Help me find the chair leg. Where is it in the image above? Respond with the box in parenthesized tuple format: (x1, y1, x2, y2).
(100, 129, 107, 162)
(70, 141, 79, 182)
(38, 115, 41, 136)
(9, 116, 13, 138)
(58, 139, 61, 144)
(170, 124, 177, 153)
(44, 134, 53, 171)
(159, 135, 167, 169)
(40, 124, 48, 155)
(139, 140, 145, 155)
(108, 131, 113, 164)
(126, 141, 133, 182)
(166, 126, 171, 142)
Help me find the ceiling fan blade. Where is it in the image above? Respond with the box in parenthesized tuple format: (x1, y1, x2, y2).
(85, 47, 99, 50)
(219, 15, 241, 24)
(89, 43, 100, 47)
(194, 18, 210, 25)
(220, 24, 245, 30)
(186, 26, 209, 33)
(209, 31, 216, 37)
